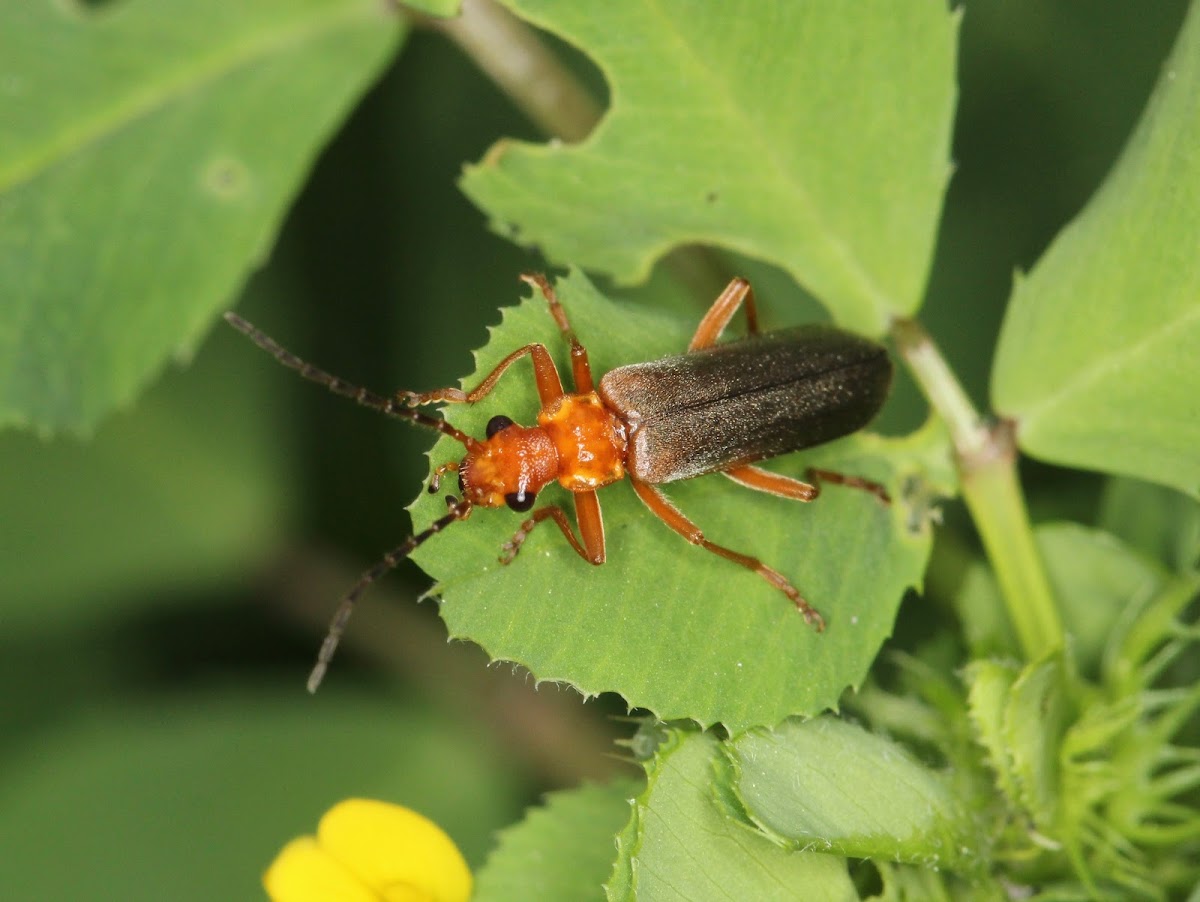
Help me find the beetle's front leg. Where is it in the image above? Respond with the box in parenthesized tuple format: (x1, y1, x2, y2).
(499, 501, 602, 565)
(400, 342, 567, 409)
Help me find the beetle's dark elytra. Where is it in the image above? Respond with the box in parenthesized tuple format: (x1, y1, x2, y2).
(598, 325, 892, 484)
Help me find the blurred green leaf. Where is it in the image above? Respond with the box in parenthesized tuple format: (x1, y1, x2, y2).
(870, 862, 1007, 902)
(727, 717, 979, 870)
(963, 659, 1021, 809)
(474, 781, 636, 902)
(991, 2, 1200, 499)
(955, 524, 1168, 674)
(0, 317, 293, 628)
(406, 0, 462, 15)
(605, 729, 857, 902)
(1098, 476, 1200, 573)
(0, 687, 521, 901)
(411, 271, 936, 731)
(1003, 653, 1073, 831)
(0, 0, 402, 434)
(463, 1, 957, 335)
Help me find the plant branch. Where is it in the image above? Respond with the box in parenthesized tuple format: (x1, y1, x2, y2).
(892, 318, 1062, 659)
(428, 0, 602, 143)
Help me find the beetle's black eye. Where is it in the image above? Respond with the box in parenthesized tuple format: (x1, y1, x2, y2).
(486, 415, 515, 438)
(505, 490, 536, 512)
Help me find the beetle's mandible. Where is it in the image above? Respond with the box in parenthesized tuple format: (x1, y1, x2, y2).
(225, 274, 892, 690)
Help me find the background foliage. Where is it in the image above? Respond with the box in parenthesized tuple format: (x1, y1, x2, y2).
(1, 1, 1197, 899)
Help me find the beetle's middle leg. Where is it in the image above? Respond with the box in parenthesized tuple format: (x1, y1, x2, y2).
(628, 478, 824, 629)
(723, 465, 818, 501)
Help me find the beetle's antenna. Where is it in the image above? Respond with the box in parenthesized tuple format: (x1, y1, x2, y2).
(224, 312, 476, 448)
(307, 496, 472, 693)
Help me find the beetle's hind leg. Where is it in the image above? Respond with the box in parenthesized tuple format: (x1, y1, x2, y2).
(628, 478, 824, 630)
(805, 467, 891, 504)
(724, 464, 890, 505)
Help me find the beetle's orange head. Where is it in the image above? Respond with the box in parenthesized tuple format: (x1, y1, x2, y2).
(457, 415, 559, 511)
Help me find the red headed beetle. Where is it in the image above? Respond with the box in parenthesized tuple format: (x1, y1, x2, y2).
(226, 274, 891, 689)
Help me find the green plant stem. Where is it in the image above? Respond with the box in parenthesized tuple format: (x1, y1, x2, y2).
(429, 0, 602, 143)
(892, 318, 1063, 659)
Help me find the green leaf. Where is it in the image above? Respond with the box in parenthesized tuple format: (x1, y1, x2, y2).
(1037, 524, 1167, 675)
(474, 781, 636, 902)
(0, 309, 294, 628)
(869, 862, 1007, 902)
(605, 729, 857, 902)
(462, 1, 958, 335)
(727, 717, 979, 870)
(1098, 477, 1200, 574)
(1002, 653, 1074, 831)
(405, 0, 461, 14)
(0, 0, 402, 434)
(963, 659, 1022, 808)
(991, 2, 1200, 498)
(411, 270, 936, 731)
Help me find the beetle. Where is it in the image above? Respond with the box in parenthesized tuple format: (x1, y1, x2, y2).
(225, 273, 892, 690)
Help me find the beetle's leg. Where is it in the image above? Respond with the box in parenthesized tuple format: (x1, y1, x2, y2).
(402, 342, 567, 409)
(726, 463, 890, 505)
(500, 498, 604, 565)
(723, 465, 818, 501)
(688, 277, 759, 351)
(572, 490, 607, 563)
(519, 272, 596, 393)
(628, 478, 824, 629)
(806, 467, 891, 504)
(427, 461, 459, 494)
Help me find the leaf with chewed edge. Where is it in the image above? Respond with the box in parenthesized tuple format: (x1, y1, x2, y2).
(462, 1, 958, 336)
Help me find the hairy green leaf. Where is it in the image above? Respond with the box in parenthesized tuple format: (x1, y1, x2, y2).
(0, 0, 402, 434)
(475, 782, 636, 902)
(727, 717, 979, 870)
(411, 271, 935, 731)
(605, 729, 856, 902)
(963, 659, 1022, 810)
(463, 1, 958, 335)
(991, 3, 1200, 498)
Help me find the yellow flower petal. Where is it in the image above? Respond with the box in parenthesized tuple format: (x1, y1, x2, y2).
(264, 836, 376, 902)
(318, 799, 472, 902)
